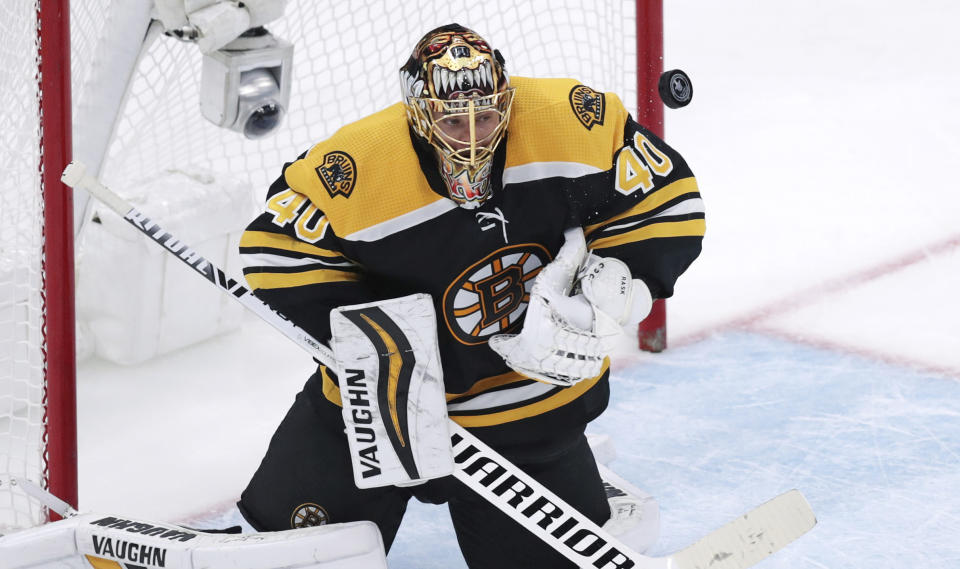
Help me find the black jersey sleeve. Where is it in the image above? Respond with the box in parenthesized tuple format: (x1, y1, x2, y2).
(239, 164, 378, 345)
(577, 117, 705, 299)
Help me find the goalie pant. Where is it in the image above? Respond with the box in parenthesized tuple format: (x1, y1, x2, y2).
(238, 383, 613, 569)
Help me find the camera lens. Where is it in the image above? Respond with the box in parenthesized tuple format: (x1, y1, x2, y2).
(237, 68, 285, 139)
(243, 102, 283, 139)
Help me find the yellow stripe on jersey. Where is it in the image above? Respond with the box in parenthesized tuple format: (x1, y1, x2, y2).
(321, 360, 608, 428)
(589, 219, 706, 250)
(240, 230, 343, 258)
(505, 77, 628, 174)
(584, 177, 701, 238)
(448, 359, 608, 428)
(282, 78, 630, 240)
(446, 369, 530, 402)
(325, 369, 532, 406)
(244, 267, 361, 290)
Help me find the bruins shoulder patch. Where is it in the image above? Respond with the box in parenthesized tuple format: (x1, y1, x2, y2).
(317, 151, 357, 198)
(569, 85, 606, 130)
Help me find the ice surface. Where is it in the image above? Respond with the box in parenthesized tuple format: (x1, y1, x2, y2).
(387, 334, 960, 568)
(74, 0, 960, 567)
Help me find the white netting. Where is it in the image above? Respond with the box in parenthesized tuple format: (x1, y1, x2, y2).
(1, 0, 638, 530)
(0, 0, 47, 531)
(92, 0, 637, 197)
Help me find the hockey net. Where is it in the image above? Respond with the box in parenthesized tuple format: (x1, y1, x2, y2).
(1, 0, 65, 531)
(1, 0, 640, 530)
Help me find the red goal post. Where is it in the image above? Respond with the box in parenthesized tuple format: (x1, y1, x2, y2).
(38, 0, 79, 523)
(0, 0, 666, 531)
(635, 0, 668, 352)
(0, 0, 76, 531)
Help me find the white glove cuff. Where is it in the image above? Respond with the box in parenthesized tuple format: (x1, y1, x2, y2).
(624, 278, 653, 328)
(579, 257, 653, 330)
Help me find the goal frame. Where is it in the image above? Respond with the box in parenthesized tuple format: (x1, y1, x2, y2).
(635, 0, 668, 353)
(39, 0, 78, 517)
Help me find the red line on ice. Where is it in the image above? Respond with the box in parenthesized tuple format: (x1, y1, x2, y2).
(673, 233, 960, 378)
(751, 325, 960, 380)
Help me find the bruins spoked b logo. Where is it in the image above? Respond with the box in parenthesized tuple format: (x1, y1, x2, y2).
(569, 85, 605, 130)
(317, 151, 357, 198)
(291, 502, 329, 528)
(443, 244, 551, 345)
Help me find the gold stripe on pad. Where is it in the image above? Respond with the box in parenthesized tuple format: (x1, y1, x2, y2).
(84, 557, 123, 569)
(359, 313, 407, 447)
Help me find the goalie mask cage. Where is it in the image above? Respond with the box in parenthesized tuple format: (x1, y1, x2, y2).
(0, 0, 664, 530)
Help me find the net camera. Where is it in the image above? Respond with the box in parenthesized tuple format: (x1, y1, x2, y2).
(200, 27, 293, 139)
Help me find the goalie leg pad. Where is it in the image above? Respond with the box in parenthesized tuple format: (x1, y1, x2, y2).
(330, 293, 453, 489)
(0, 513, 387, 569)
(587, 433, 661, 554)
(599, 463, 660, 554)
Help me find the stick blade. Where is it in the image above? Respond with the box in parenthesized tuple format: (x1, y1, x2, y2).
(60, 161, 87, 187)
(12, 477, 76, 518)
(670, 490, 816, 569)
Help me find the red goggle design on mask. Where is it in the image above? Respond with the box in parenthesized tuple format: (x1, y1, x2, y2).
(413, 31, 502, 99)
(417, 31, 491, 61)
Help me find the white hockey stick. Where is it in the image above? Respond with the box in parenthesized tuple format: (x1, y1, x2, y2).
(12, 477, 77, 518)
(62, 161, 816, 569)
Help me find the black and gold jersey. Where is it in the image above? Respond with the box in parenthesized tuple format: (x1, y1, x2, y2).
(240, 76, 704, 452)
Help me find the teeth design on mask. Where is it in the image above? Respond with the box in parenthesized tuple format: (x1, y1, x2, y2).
(445, 69, 455, 94)
(434, 60, 499, 97)
(481, 61, 492, 88)
(441, 68, 452, 95)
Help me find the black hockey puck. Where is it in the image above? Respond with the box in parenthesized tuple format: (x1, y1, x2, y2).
(658, 69, 693, 109)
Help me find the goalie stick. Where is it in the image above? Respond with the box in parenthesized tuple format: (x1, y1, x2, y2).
(62, 161, 816, 569)
(10, 477, 78, 519)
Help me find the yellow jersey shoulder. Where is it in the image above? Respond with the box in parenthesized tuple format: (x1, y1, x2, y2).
(283, 103, 443, 239)
(506, 76, 629, 171)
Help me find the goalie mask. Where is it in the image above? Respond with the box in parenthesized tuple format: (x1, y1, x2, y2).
(400, 24, 514, 209)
